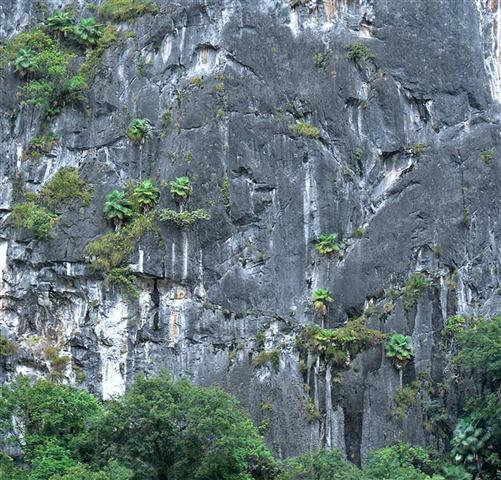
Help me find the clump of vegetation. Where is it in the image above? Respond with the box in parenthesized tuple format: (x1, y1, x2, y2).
(385, 333, 414, 369)
(12, 202, 58, 239)
(480, 149, 495, 164)
(314, 51, 330, 68)
(99, 0, 158, 22)
(0, 28, 90, 116)
(393, 377, 427, 421)
(72, 18, 103, 47)
(0, 372, 276, 480)
(403, 272, 429, 310)
(160, 208, 210, 227)
(0, 335, 17, 357)
(130, 179, 160, 213)
(315, 233, 342, 255)
(46, 10, 75, 38)
(25, 133, 59, 160)
(410, 143, 427, 156)
(450, 419, 491, 474)
(191, 76, 204, 88)
(170, 176, 193, 206)
(127, 118, 153, 143)
(353, 227, 365, 238)
(443, 314, 467, 337)
(39, 167, 92, 210)
(80, 25, 119, 81)
(86, 210, 157, 272)
(221, 177, 231, 209)
(103, 189, 134, 231)
(291, 122, 320, 139)
(312, 288, 334, 315)
(347, 42, 376, 62)
(106, 266, 139, 299)
(254, 349, 281, 372)
(297, 318, 386, 368)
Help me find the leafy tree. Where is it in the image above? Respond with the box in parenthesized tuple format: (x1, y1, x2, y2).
(312, 288, 333, 315)
(131, 179, 160, 213)
(169, 176, 193, 207)
(385, 333, 414, 369)
(103, 190, 134, 231)
(82, 372, 276, 480)
(127, 118, 152, 144)
(363, 444, 443, 480)
(279, 449, 360, 480)
(315, 233, 342, 255)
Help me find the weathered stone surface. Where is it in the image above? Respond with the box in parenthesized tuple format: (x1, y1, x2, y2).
(1, 0, 500, 464)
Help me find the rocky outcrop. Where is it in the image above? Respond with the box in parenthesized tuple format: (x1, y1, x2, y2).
(1, 0, 500, 464)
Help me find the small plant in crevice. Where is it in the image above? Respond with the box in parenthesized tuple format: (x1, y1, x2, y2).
(392, 375, 428, 421)
(220, 177, 231, 209)
(103, 190, 134, 231)
(403, 272, 429, 310)
(0, 335, 17, 357)
(346, 42, 376, 62)
(106, 266, 139, 299)
(353, 146, 362, 161)
(409, 143, 427, 156)
(480, 149, 495, 164)
(127, 118, 153, 144)
(385, 333, 414, 370)
(254, 349, 281, 373)
(25, 133, 59, 160)
(312, 288, 333, 316)
(291, 121, 320, 139)
(314, 51, 330, 68)
(315, 233, 342, 256)
(353, 227, 365, 238)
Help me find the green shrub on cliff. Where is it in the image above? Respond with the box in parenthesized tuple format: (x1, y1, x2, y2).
(99, 0, 158, 22)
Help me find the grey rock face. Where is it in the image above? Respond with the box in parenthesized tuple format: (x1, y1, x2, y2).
(1, 0, 501, 464)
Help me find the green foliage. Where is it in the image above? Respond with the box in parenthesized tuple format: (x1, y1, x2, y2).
(127, 118, 153, 143)
(80, 25, 119, 81)
(450, 419, 490, 474)
(221, 177, 231, 208)
(353, 227, 365, 238)
(291, 122, 320, 139)
(480, 149, 495, 164)
(363, 444, 443, 480)
(347, 42, 375, 62)
(169, 176, 193, 203)
(314, 51, 330, 68)
(393, 379, 423, 421)
(103, 190, 134, 229)
(0, 335, 16, 357)
(12, 202, 58, 239)
(39, 167, 92, 210)
(130, 179, 160, 213)
(191, 76, 204, 88)
(385, 333, 414, 367)
(443, 315, 467, 337)
(279, 449, 360, 480)
(162, 110, 171, 128)
(315, 233, 342, 255)
(159, 208, 210, 227)
(82, 372, 277, 480)
(403, 273, 429, 310)
(72, 18, 103, 47)
(410, 143, 427, 156)
(106, 267, 139, 299)
(46, 10, 75, 37)
(312, 288, 333, 314)
(297, 318, 386, 368)
(26, 133, 59, 160)
(99, 0, 158, 21)
(86, 211, 157, 272)
(254, 349, 281, 372)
